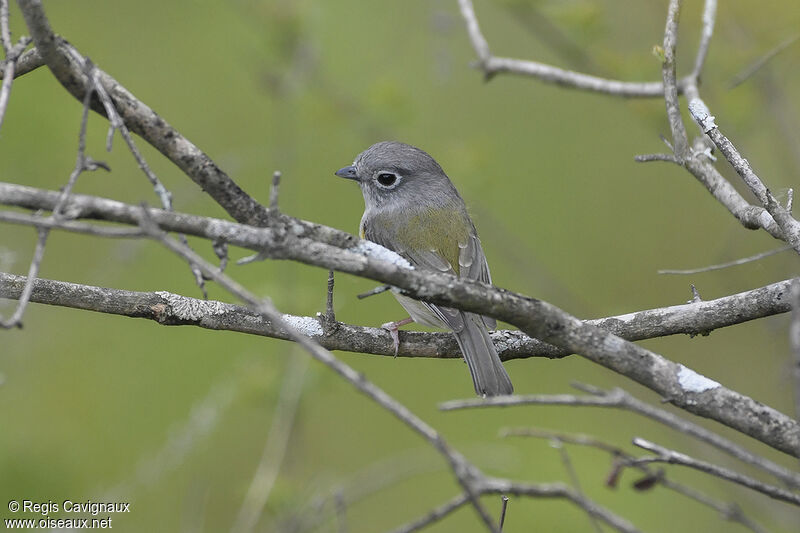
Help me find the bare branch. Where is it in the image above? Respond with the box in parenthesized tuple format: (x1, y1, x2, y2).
(16, 0, 270, 226)
(442, 384, 800, 489)
(1, 270, 793, 369)
(134, 206, 501, 532)
(386, 493, 470, 533)
(661, 0, 689, 157)
(634, 153, 680, 164)
(231, 354, 308, 533)
(269, 170, 281, 211)
(1, 185, 798, 454)
(1, 184, 794, 346)
(729, 33, 800, 89)
(0, 57, 96, 328)
(0, 210, 144, 237)
(792, 280, 800, 425)
(457, 0, 688, 98)
(357, 284, 391, 299)
(632, 438, 800, 506)
(551, 439, 602, 533)
(480, 478, 640, 533)
(324, 269, 336, 330)
(501, 428, 768, 533)
(658, 245, 794, 274)
(498, 496, 508, 532)
(689, 98, 800, 252)
(0, 0, 31, 133)
(0, 46, 41, 79)
(691, 0, 717, 79)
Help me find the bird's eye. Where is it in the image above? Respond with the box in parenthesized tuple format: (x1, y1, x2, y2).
(376, 172, 398, 188)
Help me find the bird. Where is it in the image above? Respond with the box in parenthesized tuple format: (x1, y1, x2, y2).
(335, 141, 513, 396)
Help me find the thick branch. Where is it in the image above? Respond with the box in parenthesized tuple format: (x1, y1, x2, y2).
(0, 262, 793, 362)
(0, 182, 798, 457)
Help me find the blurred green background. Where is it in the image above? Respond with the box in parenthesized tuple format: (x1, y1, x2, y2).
(1, 0, 799, 531)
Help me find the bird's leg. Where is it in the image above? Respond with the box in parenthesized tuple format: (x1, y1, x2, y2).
(381, 317, 413, 356)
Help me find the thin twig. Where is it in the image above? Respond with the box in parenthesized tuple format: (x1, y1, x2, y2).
(0, 0, 22, 132)
(386, 493, 470, 533)
(134, 205, 501, 533)
(0, 0, 12, 53)
(791, 279, 800, 425)
(443, 383, 800, 489)
(101, 369, 240, 500)
(662, 0, 689, 158)
(634, 153, 680, 164)
(551, 439, 602, 533)
(501, 428, 767, 533)
(325, 269, 336, 329)
(691, 0, 717, 79)
(498, 496, 509, 532)
(658, 245, 794, 274)
(357, 284, 392, 299)
(231, 354, 308, 533)
(632, 438, 800, 506)
(269, 170, 281, 211)
(0, 210, 144, 237)
(0, 59, 95, 328)
(481, 478, 640, 533)
(456, 0, 688, 98)
(334, 491, 347, 533)
(68, 49, 208, 294)
(729, 33, 800, 89)
(17, 0, 271, 227)
(689, 98, 800, 252)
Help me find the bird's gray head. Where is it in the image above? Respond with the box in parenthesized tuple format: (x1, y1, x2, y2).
(335, 141, 461, 211)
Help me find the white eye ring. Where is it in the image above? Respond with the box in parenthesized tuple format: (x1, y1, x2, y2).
(374, 170, 401, 189)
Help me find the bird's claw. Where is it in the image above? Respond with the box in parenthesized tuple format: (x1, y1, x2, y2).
(381, 321, 401, 357)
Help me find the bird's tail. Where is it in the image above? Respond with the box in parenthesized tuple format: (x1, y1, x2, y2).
(453, 312, 513, 396)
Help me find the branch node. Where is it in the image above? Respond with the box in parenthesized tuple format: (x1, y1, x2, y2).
(213, 240, 229, 273)
(269, 170, 281, 212)
(634, 153, 680, 164)
(689, 98, 717, 133)
(320, 269, 338, 335)
(688, 284, 703, 304)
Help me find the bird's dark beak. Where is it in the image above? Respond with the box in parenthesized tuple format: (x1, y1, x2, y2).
(335, 165, 358, 181)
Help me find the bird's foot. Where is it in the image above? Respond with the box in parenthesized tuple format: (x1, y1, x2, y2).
(381, 317, 414, 357)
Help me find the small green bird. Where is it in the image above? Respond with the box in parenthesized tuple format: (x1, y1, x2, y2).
(336, 141, 513, 396)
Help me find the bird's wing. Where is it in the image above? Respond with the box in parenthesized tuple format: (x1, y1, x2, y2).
(362, 216, 464, 332)
(457, 232, 497, 330)
(363, 215, 495, 332)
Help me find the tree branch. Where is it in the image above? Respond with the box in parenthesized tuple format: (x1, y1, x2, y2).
(135, 205, 502, 532)
(0, 197, 794, 359)
(456, 0, 688, 98)
(479, 478, 639, 533)
(689, 98, 800, 253)
(16, 0, 271, 227)
(632, 438, 800, 506)
(442, 383, 800, 489)
(1, 180, 798, 456)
